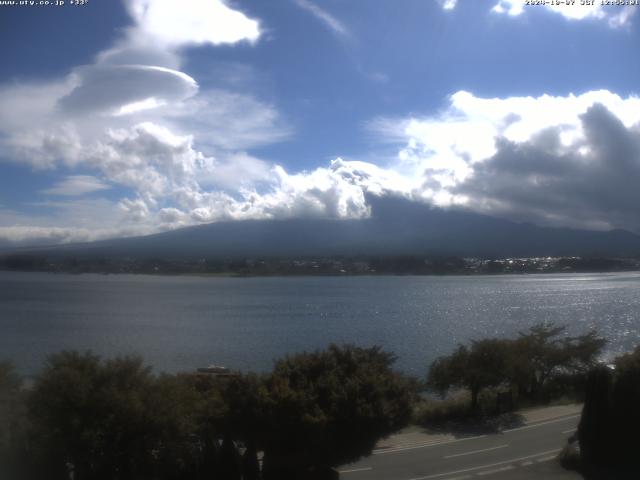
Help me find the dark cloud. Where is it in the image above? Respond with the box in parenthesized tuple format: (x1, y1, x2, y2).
(456, 103, 640, 232)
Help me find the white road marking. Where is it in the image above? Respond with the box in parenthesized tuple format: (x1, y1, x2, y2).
(373, 434, 488, 455)
(562, 428, 577, 434)
(443, 444, 508, 459)
(377, 413, 580, 456)
(407, 448, 561, 480)
(503, 414, 580, 433)
(477, 465, 515, 476)
(339, 466, 373, 474)
(520, 460, 533, 466)
(535, 454, 557, 463)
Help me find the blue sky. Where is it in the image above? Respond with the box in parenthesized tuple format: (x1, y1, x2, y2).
(0, 0, 639, 245)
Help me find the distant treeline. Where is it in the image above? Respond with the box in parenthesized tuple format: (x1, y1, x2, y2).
(2, 254, 639, 276)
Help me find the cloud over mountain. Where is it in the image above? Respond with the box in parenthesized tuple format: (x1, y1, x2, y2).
(375, 90, 640, 232)
(0, 0, 638, 246)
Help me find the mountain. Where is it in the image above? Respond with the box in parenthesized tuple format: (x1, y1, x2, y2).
(4, 197, 640, 260)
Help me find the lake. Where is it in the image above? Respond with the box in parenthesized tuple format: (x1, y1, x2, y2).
(1, 271, 640, 377)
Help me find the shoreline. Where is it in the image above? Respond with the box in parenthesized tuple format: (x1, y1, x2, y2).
(2, 268, 640, 279)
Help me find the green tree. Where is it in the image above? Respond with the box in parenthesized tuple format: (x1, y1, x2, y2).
(260, 344, 416, 478)
(578, 346, 640, 475)
(610, 346, 640, 466)
(427, 339, 511, 410)
(0, 361, 24, 478)
(193, 372, 268, 479)
(578, 365, 614, 468)
(509, 323, 605, 399)
(0, 361, 22, 444)
(148, 373, 206, 480)
(26, 351, 205, 480)
(215, 373, 270, 445)
(615, 345, 640, 372)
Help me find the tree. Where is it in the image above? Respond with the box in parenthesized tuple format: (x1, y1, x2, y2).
(148, 373, 207, 480)
(0, 361, 24, 478)
(427, 339, 511, 410)
(509, 323, 605, 399)
(429, 324, 607, 408)
(260, 344, 416, 477)
(578, 365, 614, 468)
(610, 346, 640, 466)
(26, 351, 204, 480)
(566, 330, 608, 372)
(191, 372, 270, 479)
(0, 360, 22, 445)
(578, 347, 640, 475)
(214, 372, 270, 446)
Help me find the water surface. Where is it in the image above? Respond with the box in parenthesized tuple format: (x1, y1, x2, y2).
(1, 271, 639, 376)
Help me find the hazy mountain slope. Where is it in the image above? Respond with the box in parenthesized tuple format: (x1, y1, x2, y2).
(5, 197, 640, 259)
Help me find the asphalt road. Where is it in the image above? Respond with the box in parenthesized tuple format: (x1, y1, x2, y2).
(338, 413, 582, 480)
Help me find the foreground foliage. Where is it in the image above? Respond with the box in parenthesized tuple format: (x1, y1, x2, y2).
(0, 345, 415, 480)
(427, 323, 606, 409)
(0, 361, 24, 476)
(0, 325, 618, 479)
(260, 345, 417, 476)
(578, 346, 640, 477)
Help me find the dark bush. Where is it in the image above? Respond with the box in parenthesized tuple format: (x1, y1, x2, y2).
(578, 347, 640, 476)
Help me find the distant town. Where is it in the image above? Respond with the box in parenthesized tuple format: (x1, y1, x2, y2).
(2, 254, 640, 276)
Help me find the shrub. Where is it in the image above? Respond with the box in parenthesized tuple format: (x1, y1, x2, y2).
(260, 344, 417, 475)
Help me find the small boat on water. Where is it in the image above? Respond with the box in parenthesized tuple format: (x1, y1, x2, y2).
(195, 365, 236, 376)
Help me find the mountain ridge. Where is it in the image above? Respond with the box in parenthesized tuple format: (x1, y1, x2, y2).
(3, 197, 639, 260)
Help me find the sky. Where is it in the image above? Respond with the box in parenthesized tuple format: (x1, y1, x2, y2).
(0, 0, 638, 245)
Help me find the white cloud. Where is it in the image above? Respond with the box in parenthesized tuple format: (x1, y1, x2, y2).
(163, 89, 292, 150)
(119, 197, 151, 222)
(59, 65, 198, 116)
(5, 86, 640, 244)
(41, 176, 111, 196)
(491, 0, 636, 27)
(293, 0, 349, 37)
(0, 226, 105, 246)
(0, 0, 277, 176)
(0, 224, 159, 246)
(0, 198, 154, 246)
(437, 0, 636, 27)
(439, 0, 457, 10)
(97, 0, 261, 70)
(250, 158, 415, 219)
(145, 157, 416, 226)
(125, 0, 261, 48)
(0, 0, 294, 245)
(197, 151, 273, 190)
(374, 89, 640, 231)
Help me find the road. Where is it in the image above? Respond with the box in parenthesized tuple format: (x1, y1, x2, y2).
(338, 408, 582, 480)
